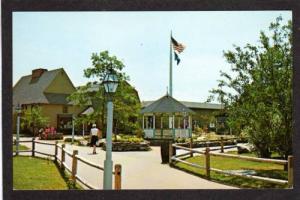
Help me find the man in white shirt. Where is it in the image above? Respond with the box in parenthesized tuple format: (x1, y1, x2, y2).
(90, 124, 100, 154)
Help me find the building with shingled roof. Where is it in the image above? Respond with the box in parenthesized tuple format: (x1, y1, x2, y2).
(142, 98, 225, 133)
(141, 94, 195, 139)
(13, 68, 84, 134)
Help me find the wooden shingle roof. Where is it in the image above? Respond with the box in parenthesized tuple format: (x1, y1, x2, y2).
(13, 68, 72, 106)
(140, 95, 195, 114)
(142, 100, 223, 110)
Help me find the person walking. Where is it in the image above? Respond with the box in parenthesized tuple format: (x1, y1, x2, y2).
(90, 124, 100, 154)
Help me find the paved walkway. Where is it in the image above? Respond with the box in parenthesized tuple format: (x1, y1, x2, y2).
(18, 137, 237, 189)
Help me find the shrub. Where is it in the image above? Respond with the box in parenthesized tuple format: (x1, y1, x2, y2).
(240, 131, 248, 139)
(40, 133, 63, 140)
(112, 134, 144, 143)
(192, 134, 198, 139)
(64, 137, 80, 143)
(128, 137, 143, 143)
(134, 129, 144, 138)
(194, 127, 204, 134)
(216, 127, 227, 134)
(64, 138, 73, 143)
(175, 137, 186, 143)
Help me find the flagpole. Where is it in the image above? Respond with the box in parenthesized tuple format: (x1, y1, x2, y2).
(169, 31, 173, 97)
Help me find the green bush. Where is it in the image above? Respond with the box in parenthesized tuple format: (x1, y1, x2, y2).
(134, 129, 144, 138)
(128, 137, 143, 143)
(240, 131, 248, 139)
(192, 134, 198, 140)
(64, 138, 73, 143)
(40, 133, 63, 140)
(194, 127, 204, 134)
(175, 137, 186, 143)
(112, 134, 144, 143)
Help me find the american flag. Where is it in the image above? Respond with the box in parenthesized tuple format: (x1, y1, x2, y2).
(171, 36, 185, 53)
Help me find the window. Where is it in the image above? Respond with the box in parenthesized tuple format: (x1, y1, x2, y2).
(62, 105, 68, 113)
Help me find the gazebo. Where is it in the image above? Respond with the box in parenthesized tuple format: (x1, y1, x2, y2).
(141, 94, 195, 139)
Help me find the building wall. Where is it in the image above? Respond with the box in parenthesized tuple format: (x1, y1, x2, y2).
(40, 104, 82, 127)
(12, 68, 84, 134)
(13, 104, 84, 134)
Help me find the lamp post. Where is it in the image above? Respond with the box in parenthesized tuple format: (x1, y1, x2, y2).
(15, 104, 22, 156)
(102, 70, 119, 190)
(82, 123, 85, 137)
(72, 114, 75, 144)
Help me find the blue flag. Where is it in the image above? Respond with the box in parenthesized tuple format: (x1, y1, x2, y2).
(174, 52, 181, 65)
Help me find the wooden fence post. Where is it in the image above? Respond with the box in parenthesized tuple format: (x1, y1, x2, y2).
(71, 150, 78, 184)
(54, 141, 58, 163)
(169, 141, 173, 165)
(32, 138, 35, 157)
(220, 137, 224, 153)
(114, 164, 122, 190)
(288, 155, 293, 188)
(190, 137, 193, 157)
(205, 147, 210, 179)
(61, 144, 65, 170)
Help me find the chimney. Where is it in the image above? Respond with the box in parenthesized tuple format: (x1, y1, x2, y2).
(30, 68, 48, 83)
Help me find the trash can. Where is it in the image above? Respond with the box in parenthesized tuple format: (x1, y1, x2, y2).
(160, 139, 175, 164)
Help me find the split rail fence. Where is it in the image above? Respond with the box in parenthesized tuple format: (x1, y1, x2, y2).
(14, 138, 122, 190)
(170, 142, 293, 188)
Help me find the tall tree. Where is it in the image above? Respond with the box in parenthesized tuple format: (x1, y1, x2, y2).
(208, 17, 292, 158)
(68, 51, 141, 135)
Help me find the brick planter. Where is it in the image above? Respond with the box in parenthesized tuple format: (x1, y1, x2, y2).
(102, 141, 151, 151)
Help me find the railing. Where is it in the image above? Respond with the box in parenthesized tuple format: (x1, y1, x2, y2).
(14, 138, 122, 190)
(170, 142, 293, 188)
(144, 129, 154, 138)
(174, 137, 239, 155)
(174, 129, 189, 138)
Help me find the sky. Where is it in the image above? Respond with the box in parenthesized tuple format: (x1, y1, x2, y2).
(13, 11, 291, 102)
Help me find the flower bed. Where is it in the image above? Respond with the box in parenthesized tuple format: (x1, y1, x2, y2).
(102, 134, 151, 151)
(39, 133, 63, 140)
(102, 141, 151, 151)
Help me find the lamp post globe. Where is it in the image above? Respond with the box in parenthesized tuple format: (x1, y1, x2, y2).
(103, 72, 119, 94)
(15, 104, 22, 156)
(102, 70, 118, 190)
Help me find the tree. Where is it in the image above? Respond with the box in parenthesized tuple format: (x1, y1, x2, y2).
(208, 17, 292, 158)
(68, 51, 141, 136)
(21, 106, 49, 136)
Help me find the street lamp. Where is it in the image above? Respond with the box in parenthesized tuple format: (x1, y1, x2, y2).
(102, 70, 118, 190)
(72, 114, 75, 144)
(15, 104, 22, 156)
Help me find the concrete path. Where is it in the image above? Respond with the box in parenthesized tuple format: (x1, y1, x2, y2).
(17, 137, 237, 189)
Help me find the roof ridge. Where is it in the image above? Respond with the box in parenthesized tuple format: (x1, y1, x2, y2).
(13, 67, 67, 105)
(18, 68, 63, 78)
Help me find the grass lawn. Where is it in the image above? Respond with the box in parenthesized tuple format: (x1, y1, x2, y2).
(13, 144, 29, 152)
(174, 154, 288, 189)
(13, 156, 83, 190)
(227, 151, 282, 159)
